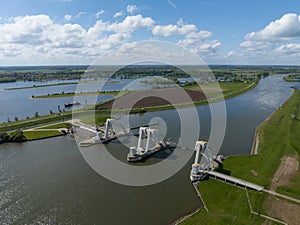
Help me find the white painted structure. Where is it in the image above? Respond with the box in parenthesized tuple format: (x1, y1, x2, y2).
(104, 119, 114, 140)
(136, 127, 158, 153)
(191, 141, 214, 176)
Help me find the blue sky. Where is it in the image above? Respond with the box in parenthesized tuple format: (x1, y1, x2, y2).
(1, 0, 300, 65)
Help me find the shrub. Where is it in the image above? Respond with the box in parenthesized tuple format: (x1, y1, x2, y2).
(8, 130, 26, 142)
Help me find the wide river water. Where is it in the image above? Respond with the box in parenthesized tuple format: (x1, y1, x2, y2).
(0, 74, 298, 224)
(0, 78, 152, 123)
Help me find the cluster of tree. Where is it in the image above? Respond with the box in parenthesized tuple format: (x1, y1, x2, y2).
(0, 65, 89, 82)
(0, 130, 26, 144)
(1, 65, 300, 84)
(257, 72, 270, 79)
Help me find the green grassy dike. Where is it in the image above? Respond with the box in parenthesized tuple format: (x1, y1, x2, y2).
(23, 130, 63, 140)
(181, 90, 300, 225)
(4, 81, 78, 90)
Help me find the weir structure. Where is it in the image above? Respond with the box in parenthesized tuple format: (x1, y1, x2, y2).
(190, 140, 264, 191)
(79, 118, 160, 147)
(79, 118, 123, 146)
(190, 141, 215, 182)
(127, 126, 172, 162)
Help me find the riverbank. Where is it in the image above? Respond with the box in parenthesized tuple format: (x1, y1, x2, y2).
(4, 81, 78, 90)
(32, 90, 120, 98)
(0, 81, 257, 135)
(98, 82, 258, 111)
(181, 89, 300, 225)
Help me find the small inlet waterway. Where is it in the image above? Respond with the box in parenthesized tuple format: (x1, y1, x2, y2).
(0, 74, 298, 224)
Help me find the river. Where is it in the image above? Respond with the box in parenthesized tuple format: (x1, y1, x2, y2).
(0, 78, 152, 123)
(0, 74, 298, 224)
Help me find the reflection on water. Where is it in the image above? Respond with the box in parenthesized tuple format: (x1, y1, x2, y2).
(0, 137, 199, 225)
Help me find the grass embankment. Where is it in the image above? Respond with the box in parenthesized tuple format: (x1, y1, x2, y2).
(23, 130, 63, 140)
(33, 90, 120, 98)
(181, 90, 300, 224)
(0, 108, 111, 134)
(0, 113, 73, 133)
(31, 81, 256, 100)
(22, 114, 109, 140)
(75, 111, 110, 126)
(283, 74, 300, 82)
(35, 122, 72, 129)
(4, 81, 78, 90)
(182, 180, 266, 225)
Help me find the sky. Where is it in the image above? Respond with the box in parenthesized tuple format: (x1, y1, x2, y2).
(1, 0, 300, 65)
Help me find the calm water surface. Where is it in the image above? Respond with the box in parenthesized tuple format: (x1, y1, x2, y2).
(0, 78, 152, 122)
(0, 74, 298, 224)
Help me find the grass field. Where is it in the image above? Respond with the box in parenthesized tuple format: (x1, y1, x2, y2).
(76, 111, 110, 126)
(0, 113, 73, 132)
(24, 130, 63, 140)
(181, 90, 300, 224)
(4, 81, 78, 90)
(35, 122, 72, 129)
(182, 179, 266, 225)
(33, 90, 119, 98)
(221, 90, 300, 190)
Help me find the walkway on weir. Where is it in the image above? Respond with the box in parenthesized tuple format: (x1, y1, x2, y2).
(200, 170, 264, 191)
(72, 120, 98, 134)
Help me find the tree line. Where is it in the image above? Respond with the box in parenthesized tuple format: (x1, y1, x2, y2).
(0, 130, 26, 144)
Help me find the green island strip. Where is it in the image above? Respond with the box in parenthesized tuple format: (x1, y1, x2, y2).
(5, 80, 121, 91)
(0, 78, 16, 83)
(30, 81, 256, 99)
(33, 90, 120, 98)
(283, 74, 300, 82)
(181, 90, 300, 225)
(4, 81, 79, 90)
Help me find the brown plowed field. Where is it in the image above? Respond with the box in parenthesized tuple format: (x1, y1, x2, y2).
(99, 87, 208, 109)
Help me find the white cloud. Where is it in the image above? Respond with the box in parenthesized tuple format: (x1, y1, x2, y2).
(240, 40, 273, 51)
(226, 50, 236, 57)
(245, 13, 300, 42)
(74, 11, 86, 19)
(64, 14, 72, 22)
(0, 14, 220, 65)
(113, 11, 123, 18)
(178, 31, 212, 46)
(107, 15, 154, 33)
(0, 14, 157, 64)
(49, 23, 86, 48)
(0, 15, 53, 45)
(126, 5, 137, 14)
(95, 10, 105, 18)
(275, 43, 300, 56)
(152, 23, 196, 36)
(231, 13, 300, 64)
(152, 18, 220, 55)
